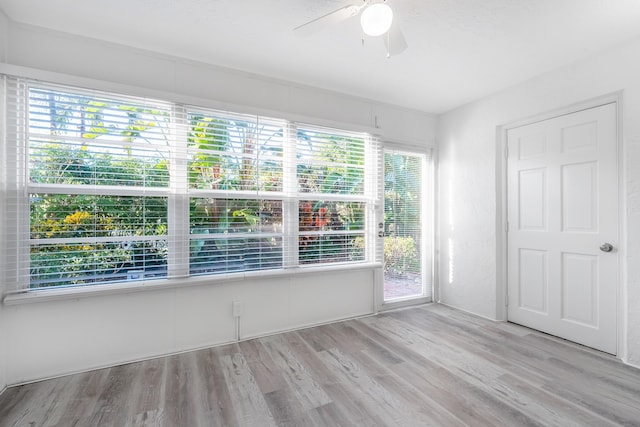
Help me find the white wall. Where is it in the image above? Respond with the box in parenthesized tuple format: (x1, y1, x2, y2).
(5, 22, 435, 145)
(0, 20, 434, 385)
(0, 10, 8, 392)
(0, 10, 7, 62)
(438, 36, 640, 366)
(6, 269, 374, 384)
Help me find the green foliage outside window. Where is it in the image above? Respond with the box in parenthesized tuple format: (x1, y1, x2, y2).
(26, 87, 371, 288)
(383, 236, 419, 277)
(28, 88, 171, 287)
(383, 153, 422, 279)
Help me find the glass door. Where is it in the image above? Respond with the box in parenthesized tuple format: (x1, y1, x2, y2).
(383, 148, 432, 302)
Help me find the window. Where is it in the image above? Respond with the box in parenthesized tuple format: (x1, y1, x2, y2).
(296, 126, 368, 265)
(2, 77, 380, 290)
(187, 109, 286, 276)
(27, 86, 172, 287)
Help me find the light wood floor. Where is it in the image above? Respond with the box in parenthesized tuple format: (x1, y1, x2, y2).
(1, 304, 640, 426)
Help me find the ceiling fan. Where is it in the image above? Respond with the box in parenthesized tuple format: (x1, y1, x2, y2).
(293, 0, 408, 57)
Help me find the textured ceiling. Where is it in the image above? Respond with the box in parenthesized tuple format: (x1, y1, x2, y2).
(2, 0, 640, 113)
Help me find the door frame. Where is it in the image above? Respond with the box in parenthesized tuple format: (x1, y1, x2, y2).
(377, 141, 436, 312)
(496, 92, 625, 357)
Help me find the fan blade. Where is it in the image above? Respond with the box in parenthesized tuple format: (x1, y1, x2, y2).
(383, 21, 408, 56)
(294, 4, 363, 37)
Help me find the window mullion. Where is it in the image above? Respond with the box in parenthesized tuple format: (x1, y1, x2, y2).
(168, 105, 190, 278)
(283, 122, 298, 268)
(366, 135, 384, 264)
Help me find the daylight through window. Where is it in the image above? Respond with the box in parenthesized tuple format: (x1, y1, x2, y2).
(3, 78, 380, 290)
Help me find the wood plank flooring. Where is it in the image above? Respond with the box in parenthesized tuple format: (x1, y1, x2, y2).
(1, 303, 640, 426)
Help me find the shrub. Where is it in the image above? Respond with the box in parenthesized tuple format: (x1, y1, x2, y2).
(384, 236, 419, 277)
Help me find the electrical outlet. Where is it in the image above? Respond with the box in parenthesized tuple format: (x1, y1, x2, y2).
(232, 301, 243, 317)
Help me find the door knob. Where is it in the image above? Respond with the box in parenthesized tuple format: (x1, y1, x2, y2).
(600, 243, 614, 253)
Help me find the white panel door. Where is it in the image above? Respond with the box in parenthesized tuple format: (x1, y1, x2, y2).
(507, 103, 618, 354)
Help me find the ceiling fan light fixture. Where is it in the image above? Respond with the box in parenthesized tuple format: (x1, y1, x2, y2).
(360, 3, 393, 37)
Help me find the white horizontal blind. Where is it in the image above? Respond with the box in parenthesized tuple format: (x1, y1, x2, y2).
(296, 125, 366, 196)
(296, 125, 369, 265)
(383, 149, 430, 285)
(2, 76, 30, 292)
(187, 109, 285, 193)
(187, 108, 286, 275)
(25, 82, 174, 288)
(2, 76, 381, 291)
(369, 135, 384, 265)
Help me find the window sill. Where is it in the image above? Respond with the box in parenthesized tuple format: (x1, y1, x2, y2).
(2, 262, 382, 306)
